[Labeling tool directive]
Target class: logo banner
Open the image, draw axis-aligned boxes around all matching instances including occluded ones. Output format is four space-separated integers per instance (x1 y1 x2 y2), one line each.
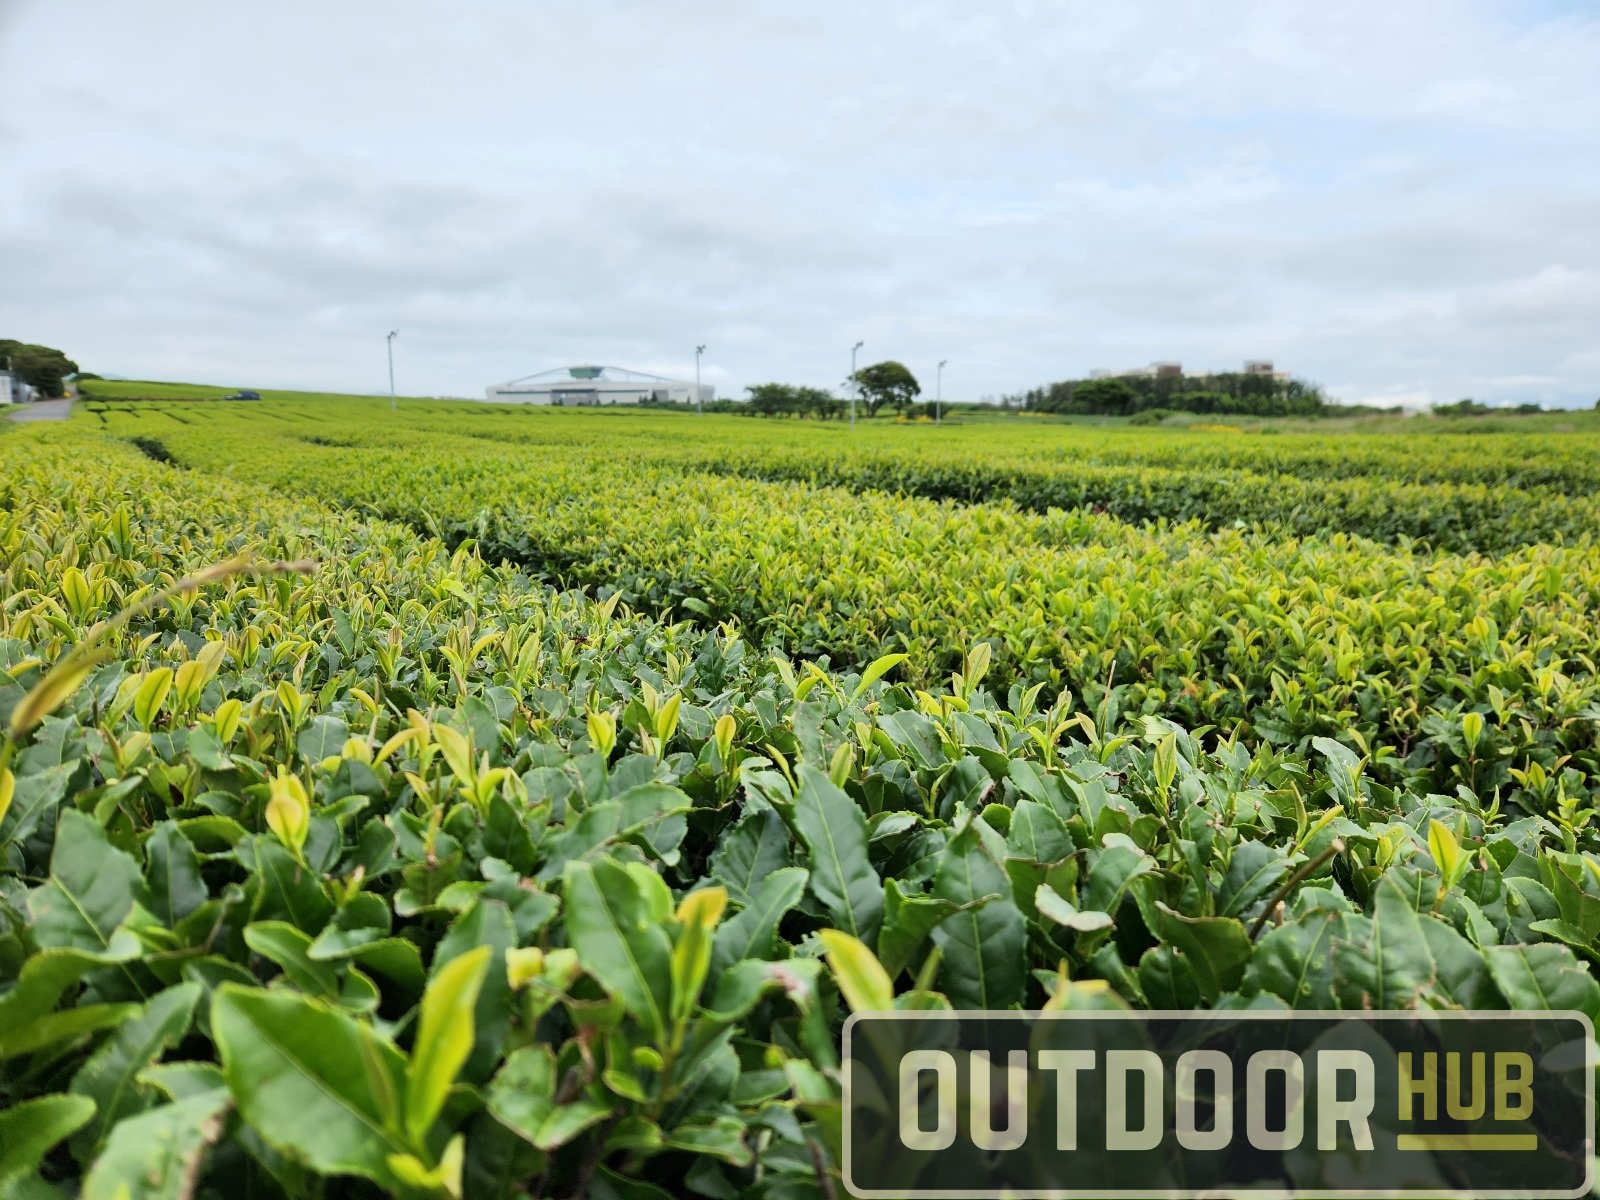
842 1010 1594 1199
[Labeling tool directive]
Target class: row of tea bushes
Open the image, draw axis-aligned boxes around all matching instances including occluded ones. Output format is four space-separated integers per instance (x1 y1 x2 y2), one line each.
89 408 1600 809
90 401 1600 552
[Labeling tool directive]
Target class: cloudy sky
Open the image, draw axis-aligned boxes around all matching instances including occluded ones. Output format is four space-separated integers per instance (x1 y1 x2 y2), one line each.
2 0 1598 407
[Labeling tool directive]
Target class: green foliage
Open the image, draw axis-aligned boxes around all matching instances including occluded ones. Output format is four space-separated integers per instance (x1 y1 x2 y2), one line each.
1065 376 1141 414
1128 407 1169 425
1434 398 1492 416
1011 369 1327 417
1 400 1599 1197
742 383 842 419
850 360 921 415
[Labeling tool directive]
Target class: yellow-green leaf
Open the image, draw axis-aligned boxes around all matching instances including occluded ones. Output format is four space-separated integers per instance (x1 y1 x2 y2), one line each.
671 887 727 1025
132 668 174 730
432 722 474 782
962 642 992 689
713 713 736 763
1428 817 1468 891
819 929 894 1014
9 649 108 738
405 945 491 1145
1153 732 1178 794
828 741 855 788
851 652 908 701
586 709 616 759
60 567 92 619
212 697 243 744
655 692 682 744
173 658 207 713
265 769 310 858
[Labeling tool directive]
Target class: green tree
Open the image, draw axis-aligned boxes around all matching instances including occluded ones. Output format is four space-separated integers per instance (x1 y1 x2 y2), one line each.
0 340 79 398
744 383 844 419
1068 377 1140 415
744 383 798 417
1433 398 1489 417
850 361 920 416
793 385 843 419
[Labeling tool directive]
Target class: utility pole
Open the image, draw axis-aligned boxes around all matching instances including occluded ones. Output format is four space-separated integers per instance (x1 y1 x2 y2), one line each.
936 359 947 425
695 344 706 414
386 330 399 412
850 340 864 428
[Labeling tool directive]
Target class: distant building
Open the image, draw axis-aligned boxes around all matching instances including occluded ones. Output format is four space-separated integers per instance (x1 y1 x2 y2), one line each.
1095 360 1290 382
1242 360 1291 380
484 365 714 406
1110 362 1182 379
0 369 38 405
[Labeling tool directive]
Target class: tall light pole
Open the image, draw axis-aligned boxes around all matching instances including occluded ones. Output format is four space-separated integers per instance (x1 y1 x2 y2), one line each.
850 340 864 429
695 344 706 415
386 330 399 412
936 359 947 425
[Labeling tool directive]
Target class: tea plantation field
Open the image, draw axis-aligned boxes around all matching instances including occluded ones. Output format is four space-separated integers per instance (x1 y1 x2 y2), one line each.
3 396 1600 1198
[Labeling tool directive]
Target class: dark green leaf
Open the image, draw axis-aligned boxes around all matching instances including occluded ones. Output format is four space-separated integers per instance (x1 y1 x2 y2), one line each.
1218 840 1289 919
1246 907 1354 1009
1330 881 1436 1009
69 982 200 1158
238 836 333 934
929 818 1025 1009
708 808 793 908
1153 905 1250 1001
212 984 410 1188
144 822 207 928
1485 943 1600 1020
563 858 673 1043
26 809 146 958
877 879 961 980
245 921 378 1012
80 1088 231 1200
710 866 807 978
295 714 349 764
0 1094 96 1189
794 766 882 944
0 761 76 850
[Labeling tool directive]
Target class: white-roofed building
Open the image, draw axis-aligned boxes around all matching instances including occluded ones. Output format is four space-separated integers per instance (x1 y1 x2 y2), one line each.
485 365 714 406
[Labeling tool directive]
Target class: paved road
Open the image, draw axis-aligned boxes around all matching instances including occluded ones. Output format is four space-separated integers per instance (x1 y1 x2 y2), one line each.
6 399 73 422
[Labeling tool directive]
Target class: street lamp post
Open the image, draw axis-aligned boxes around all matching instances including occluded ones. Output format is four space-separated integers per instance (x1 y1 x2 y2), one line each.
850 340 864 428
386 330 399 413
695 344 706 415
936 359 947 425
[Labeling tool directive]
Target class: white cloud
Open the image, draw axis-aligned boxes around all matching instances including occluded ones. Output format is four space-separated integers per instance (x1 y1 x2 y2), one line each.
0 0 1597 406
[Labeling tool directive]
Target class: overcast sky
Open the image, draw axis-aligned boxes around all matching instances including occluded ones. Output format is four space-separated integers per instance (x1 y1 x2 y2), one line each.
2 1 1598 407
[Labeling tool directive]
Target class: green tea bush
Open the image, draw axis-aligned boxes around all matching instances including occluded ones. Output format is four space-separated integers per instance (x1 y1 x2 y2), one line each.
3 409 1596 1198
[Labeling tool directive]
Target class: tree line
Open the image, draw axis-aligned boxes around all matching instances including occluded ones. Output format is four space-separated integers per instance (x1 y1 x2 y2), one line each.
742 361 923 419
1003 371 1329 418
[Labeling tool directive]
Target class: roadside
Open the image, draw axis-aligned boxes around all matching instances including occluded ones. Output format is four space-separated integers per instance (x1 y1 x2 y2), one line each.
6 398 73 422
